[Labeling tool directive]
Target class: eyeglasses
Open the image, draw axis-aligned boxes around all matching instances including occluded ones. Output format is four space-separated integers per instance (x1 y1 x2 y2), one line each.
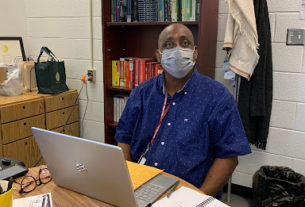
15 166 52 194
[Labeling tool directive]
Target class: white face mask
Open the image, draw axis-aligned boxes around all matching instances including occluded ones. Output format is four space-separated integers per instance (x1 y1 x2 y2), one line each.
160 47 195 79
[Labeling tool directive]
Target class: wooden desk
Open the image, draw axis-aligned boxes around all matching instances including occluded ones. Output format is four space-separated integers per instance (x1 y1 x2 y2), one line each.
13 167 202 207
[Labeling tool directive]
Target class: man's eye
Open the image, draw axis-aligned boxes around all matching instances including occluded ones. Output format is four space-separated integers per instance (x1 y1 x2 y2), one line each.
164 42 175 49
181 40 190 47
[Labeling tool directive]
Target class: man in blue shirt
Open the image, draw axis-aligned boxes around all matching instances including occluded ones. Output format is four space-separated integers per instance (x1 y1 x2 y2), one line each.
115 23 251 198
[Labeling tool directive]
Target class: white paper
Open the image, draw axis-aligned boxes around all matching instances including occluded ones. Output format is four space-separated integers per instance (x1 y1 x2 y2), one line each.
13 193 53 207
153 186 230 207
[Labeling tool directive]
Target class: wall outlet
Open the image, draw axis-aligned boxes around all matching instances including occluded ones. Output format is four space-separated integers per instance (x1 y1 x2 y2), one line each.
87 69 96 82
286 29 305 45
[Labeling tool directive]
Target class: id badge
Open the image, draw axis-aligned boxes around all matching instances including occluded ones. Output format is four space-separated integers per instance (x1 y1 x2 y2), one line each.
138 157 146 165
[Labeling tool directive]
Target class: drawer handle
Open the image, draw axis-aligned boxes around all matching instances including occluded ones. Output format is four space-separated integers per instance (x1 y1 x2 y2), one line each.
25 141 28 145
23 122 27 126
63 129 66 132
62 97 64 101
22 106 26 110
62 112 65 115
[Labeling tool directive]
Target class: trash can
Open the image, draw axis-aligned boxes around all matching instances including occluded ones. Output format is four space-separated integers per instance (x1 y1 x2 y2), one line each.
253 166 305 207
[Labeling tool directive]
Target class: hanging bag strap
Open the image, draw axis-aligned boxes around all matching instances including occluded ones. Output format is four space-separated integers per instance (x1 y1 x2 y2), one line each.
37 47 58 62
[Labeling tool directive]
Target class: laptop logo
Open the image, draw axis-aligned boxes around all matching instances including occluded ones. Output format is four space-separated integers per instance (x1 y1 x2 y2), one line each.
76 163 88 174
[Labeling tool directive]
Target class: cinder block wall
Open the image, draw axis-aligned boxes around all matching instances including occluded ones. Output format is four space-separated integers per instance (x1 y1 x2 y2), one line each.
216 0 305 187
24 0 105 142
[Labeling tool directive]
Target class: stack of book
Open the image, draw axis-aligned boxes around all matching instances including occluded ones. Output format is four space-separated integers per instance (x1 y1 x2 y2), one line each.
113 95 129 122
111 0 200 22
112 58 164 89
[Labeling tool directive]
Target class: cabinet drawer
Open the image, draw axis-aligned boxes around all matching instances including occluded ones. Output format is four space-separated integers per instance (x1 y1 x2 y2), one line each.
44 90 78 112
1 114 45 144
52 122 80 137
0 98 44 123
2 136 41 168
46 106 79 129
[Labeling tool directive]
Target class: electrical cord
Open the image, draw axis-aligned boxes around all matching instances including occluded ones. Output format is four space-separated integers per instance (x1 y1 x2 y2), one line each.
80 83 89 138
34 79 89 167
60 83 84 133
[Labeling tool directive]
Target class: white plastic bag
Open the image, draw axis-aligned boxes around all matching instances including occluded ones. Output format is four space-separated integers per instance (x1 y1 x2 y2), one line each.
0 64 22 96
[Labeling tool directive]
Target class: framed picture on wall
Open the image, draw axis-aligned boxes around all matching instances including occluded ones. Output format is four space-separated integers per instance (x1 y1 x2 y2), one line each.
0 37 26 64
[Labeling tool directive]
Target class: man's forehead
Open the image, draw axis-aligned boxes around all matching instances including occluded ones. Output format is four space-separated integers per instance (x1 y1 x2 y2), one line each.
159 24 194 45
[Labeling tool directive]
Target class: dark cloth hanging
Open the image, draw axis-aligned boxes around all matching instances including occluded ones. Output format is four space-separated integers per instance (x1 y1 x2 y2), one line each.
237 0 273 149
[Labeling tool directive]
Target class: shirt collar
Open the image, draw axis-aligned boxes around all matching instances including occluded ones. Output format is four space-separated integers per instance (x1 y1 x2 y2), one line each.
157 67 199 95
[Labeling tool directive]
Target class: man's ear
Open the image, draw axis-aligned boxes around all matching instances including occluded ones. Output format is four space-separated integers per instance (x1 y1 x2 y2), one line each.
155 49 161 62
193 46 198 62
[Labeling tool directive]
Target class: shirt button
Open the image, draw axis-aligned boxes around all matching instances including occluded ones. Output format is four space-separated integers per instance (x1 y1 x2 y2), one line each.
167 123 171 126
161 142 165 145
172 102 176 106
154 162 158 166
184 91 187 95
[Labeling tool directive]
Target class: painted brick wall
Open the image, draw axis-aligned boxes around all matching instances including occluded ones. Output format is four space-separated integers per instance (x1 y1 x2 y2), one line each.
0 0 26 37
216 0 305 187
24 0 105 142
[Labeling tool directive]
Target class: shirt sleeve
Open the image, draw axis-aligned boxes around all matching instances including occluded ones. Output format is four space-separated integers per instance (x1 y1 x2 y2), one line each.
115 89 141 145
208 90 251 158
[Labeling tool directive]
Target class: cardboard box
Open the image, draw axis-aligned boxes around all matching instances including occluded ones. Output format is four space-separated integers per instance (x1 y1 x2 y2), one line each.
0 67 7 84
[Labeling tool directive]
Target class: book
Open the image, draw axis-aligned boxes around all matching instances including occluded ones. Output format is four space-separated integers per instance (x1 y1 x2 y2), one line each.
185 0 191 21
177 0 182 21
190 0 196 21
127 0 132 22
153 186 230 207
159 0 165 21
112 60 120 87
119 58 125 87
127 58 135 88
171 0 178 22
120 0 127 22
124 59 130 88
195 0 200 20
182 0 186 21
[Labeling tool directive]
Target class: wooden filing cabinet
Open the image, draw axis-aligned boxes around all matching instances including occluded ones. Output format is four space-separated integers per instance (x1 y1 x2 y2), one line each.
0 94 45 167
43 90 79 137
0 89 79 168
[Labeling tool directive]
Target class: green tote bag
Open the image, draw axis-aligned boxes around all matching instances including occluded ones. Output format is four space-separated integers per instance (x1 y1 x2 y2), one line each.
35 47 69 94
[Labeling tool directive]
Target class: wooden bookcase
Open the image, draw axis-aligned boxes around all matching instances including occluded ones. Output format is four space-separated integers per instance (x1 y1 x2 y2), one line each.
102 0 219 144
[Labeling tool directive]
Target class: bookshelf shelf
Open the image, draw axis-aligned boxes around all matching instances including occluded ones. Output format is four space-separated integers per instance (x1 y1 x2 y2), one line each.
102 0 219 144
107 86 132 93
106 21 199 27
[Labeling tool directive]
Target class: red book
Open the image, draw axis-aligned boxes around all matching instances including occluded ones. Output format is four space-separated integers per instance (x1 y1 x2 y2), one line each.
124 60 130 88
139 59 146 84
134 59 140 87
146 62 153 80
153 64 164 76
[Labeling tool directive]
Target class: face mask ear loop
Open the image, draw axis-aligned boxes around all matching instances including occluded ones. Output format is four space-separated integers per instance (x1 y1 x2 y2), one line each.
158 49 163 55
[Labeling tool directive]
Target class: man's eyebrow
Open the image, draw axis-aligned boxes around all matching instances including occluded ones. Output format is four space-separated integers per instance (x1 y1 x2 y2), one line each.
179 35 191 41
163 37 175 43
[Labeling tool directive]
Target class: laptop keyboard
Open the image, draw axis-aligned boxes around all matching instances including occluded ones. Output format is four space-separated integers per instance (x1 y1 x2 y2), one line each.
134 174 178 207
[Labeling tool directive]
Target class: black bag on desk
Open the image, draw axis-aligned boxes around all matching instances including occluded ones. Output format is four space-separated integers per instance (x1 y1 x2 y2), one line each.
35 47 69 94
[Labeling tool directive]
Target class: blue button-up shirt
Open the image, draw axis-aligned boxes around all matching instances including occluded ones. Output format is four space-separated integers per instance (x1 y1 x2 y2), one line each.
115 68 251 196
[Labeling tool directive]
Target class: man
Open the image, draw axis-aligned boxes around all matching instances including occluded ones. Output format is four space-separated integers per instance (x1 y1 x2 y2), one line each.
115 23 251 198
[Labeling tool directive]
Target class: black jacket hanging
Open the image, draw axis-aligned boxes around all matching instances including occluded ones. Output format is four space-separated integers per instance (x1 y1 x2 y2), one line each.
238 0 273 149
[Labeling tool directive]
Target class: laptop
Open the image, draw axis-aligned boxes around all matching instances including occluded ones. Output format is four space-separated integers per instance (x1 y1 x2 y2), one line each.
32 127 178 207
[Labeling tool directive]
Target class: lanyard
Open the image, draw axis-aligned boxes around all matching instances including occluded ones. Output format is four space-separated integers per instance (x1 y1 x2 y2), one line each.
150 91 170 145
137 91 170 164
